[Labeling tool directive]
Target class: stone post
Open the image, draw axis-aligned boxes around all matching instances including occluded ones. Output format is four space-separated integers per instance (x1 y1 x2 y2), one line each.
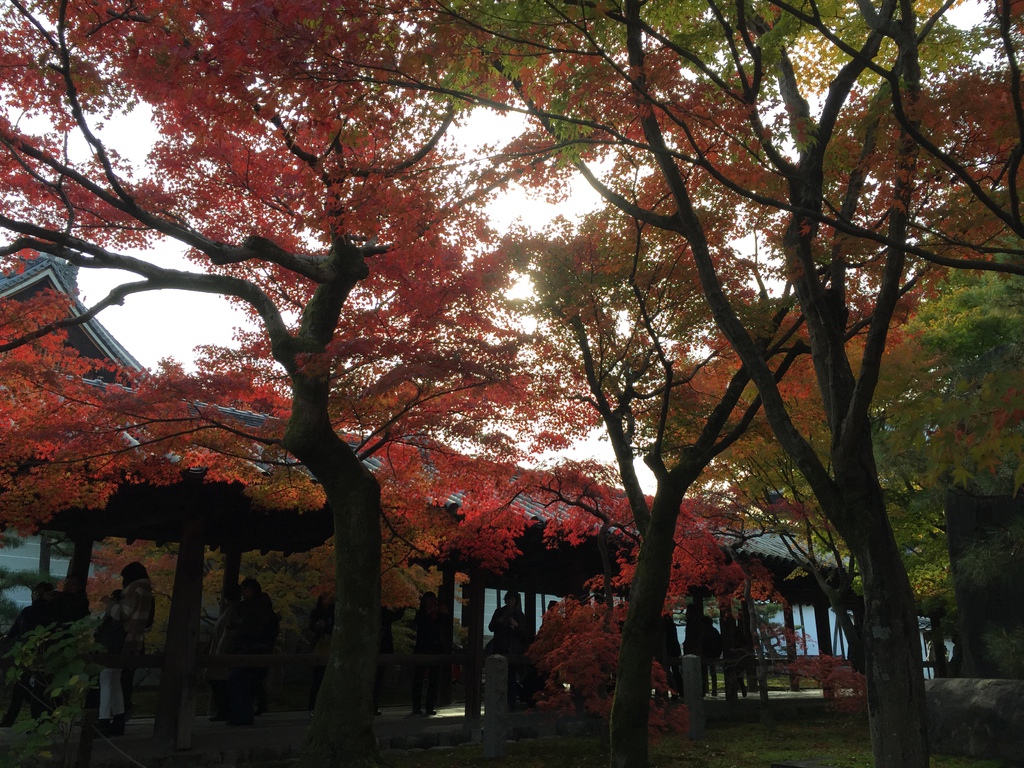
483 655 509 758
682 654 705 740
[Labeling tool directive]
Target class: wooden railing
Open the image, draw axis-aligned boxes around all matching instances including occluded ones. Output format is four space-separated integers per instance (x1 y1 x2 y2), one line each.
89 651 483 669
88 651 548 671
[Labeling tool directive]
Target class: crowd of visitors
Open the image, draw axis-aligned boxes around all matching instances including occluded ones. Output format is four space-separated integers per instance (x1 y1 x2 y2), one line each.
0 562 150 733
3 570 749 734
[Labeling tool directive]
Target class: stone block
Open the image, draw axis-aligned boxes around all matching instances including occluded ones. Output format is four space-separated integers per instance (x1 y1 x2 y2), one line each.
926 678 1024 763
387 734 411 750
416 731 441 749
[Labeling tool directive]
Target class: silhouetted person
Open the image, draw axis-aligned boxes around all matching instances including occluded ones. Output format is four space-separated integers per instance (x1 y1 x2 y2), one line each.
226 578 278 726
660 613 684 695
207 583 242 721
56 575 90 624
1 582 58 727
411 592 445 716
720 609 747 701
252 591 278 716
374 605 404 715
701 615 723 696
683 606 722 697
489 591 528 709
307 593 334 711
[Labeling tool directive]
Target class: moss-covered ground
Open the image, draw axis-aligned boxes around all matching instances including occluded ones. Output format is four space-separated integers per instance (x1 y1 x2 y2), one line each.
383 717 999 768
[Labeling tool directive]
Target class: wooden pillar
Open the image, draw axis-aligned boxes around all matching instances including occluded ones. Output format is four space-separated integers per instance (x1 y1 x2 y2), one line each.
38 533 52 577
524 590 537 640
66 535 94 586
813 595 834 656
221 546 241 597
783 602 799 691
683 599 704 657
464 571 486 722
739 599 758 693
437 564 456 706
68 533 96 767
153 511 206 749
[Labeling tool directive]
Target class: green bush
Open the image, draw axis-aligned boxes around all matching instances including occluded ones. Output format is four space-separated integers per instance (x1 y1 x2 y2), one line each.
1 618 101 768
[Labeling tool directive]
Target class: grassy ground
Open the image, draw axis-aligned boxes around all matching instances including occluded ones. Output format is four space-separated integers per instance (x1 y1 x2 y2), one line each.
1 681 1003 767
384 717 1000 768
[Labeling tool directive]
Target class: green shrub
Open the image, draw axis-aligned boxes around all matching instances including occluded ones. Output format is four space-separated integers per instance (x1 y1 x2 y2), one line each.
1 618 101 768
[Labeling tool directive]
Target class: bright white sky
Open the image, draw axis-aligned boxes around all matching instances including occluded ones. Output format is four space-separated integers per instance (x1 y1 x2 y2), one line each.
76 111 602 371
78 185 601 368
71 108 653 487
77 0 987 368
65 1 988 493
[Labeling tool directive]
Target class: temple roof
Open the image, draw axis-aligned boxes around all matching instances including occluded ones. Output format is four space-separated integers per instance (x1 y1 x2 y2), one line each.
1 254 330 554
0 253 142 373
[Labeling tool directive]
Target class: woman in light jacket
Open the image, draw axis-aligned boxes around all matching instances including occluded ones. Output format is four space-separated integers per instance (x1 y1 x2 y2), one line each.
97 561 153 736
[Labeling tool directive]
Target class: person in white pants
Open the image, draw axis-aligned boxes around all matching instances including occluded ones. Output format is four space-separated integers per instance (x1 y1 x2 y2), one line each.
97 562 153 737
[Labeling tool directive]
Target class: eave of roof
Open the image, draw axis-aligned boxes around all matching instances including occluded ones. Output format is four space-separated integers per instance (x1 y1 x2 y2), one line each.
0 254 142 371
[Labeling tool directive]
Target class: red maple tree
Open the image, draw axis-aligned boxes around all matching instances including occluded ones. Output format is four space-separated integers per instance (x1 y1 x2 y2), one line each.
0 3 551 765
394 3 1024 765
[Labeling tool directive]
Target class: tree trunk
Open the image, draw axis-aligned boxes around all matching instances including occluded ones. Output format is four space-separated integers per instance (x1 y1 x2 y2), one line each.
609 483 686 768
839 477 929 768
842 596 867 673
285 373 384 768
810 574 865 672
298 459 383 767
